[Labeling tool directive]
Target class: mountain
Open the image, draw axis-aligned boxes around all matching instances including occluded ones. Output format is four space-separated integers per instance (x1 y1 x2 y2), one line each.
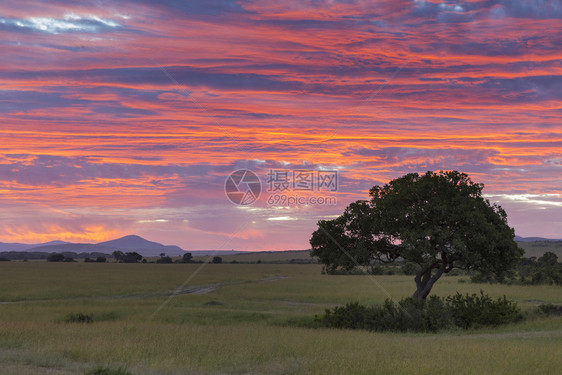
3 235 184 257
515 236 562 242
25 243 117 254
97 235 184 256
0 240 71 252
98 235 169 250
42 240 71 246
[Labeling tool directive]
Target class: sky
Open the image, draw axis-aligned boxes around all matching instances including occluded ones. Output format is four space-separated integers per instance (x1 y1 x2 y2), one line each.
0 0 561 250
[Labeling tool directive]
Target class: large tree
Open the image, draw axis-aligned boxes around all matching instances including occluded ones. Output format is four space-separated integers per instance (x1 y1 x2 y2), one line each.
310 171 523 300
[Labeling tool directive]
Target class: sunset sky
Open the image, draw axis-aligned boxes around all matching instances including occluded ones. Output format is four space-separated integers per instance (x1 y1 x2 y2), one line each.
1 0 561 250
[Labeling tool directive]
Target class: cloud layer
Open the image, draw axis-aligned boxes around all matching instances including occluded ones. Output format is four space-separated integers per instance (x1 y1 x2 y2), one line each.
1 0 561 247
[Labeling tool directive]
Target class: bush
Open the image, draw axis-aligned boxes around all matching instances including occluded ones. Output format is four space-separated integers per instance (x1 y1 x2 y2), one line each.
538 303 562 316
64 312 94 323
317 297 453 332
398 296 454 332
316 291 522 332
321 302 370 329
85 367 132 375
157 256 173 263
446 291 523 329
96 256 107 263
47 253 65 262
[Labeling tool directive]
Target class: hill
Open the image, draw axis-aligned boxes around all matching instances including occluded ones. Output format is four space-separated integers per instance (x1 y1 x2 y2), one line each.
2 235 185 258
25 243 117 254
0 240 71 252
97 235 184 256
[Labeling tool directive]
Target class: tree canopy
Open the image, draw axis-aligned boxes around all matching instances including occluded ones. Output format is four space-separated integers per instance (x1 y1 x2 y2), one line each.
310 171 523 299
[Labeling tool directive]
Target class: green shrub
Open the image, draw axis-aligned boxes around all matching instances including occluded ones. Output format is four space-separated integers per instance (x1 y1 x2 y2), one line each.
398 296 454 332
64 312 94 323
317 297 453 332
315 291 522 332
85 367 132 375
446 290 523 329
321 302 370 329
323 267 367 275
47 253 65 262
538 303 562 316
156 256 173 263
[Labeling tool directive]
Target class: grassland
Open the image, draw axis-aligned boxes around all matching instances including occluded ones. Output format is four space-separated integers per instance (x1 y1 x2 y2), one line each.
1 261 561 374
191 250 313 263
188 240 562 264
517 241 562 258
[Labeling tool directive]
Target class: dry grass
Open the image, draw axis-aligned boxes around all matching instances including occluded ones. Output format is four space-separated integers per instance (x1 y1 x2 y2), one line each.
0 262 561 374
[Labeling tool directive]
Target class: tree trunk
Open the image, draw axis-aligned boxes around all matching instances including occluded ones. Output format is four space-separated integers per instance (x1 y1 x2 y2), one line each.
412 263 446 300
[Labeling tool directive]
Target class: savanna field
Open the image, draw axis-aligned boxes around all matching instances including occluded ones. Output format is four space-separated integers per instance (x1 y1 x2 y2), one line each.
1 260 561 375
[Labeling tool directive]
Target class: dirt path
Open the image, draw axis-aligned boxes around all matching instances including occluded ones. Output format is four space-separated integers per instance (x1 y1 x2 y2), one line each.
171 275 290 296
184 286 218 295
260 276 289 282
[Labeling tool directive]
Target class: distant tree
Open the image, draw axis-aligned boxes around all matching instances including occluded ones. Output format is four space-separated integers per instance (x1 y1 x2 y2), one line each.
47 253 65 262
157 255 173 264
517 252 562 285
311 171 523 300
96 256 107 263
123 252 143 263
84 257 94 263
112 251 125 262
212 256 222 264
182 252 193 263
538 252 558 266
160 252 166 257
